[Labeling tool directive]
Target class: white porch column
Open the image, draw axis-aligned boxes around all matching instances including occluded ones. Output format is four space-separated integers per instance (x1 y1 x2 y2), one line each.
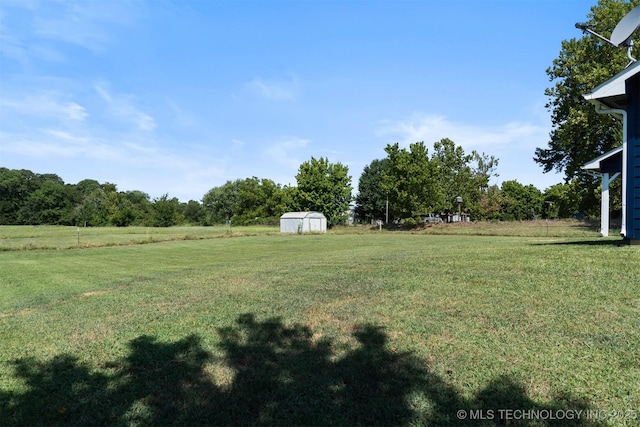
601 172 620 237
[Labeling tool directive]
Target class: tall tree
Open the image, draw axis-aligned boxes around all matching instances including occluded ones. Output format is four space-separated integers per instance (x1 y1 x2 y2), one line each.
104 191 136 227
469 151 500 220
0 168 27 224
18 179 72 225
380 140 499 221
381 142 436 220
293 157 352 228
0 169 67 224
535 0 639 183
124 191 153 225
355 159 389 223
430 138 476 212
181 200 205 224
234 177 288 225
202 180 242 225
78 183 118 226
152 194 181 227
500 180 545 221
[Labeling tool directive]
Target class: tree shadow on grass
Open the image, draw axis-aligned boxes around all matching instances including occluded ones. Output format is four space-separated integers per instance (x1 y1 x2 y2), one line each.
1 314 606 426
531 239 628 247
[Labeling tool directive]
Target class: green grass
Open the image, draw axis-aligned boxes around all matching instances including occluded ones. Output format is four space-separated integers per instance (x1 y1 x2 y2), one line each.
408 218 617 237
0 225 639 426
0 225 278 250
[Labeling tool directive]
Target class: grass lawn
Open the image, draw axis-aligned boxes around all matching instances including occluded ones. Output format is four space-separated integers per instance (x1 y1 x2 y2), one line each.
0 224 277 250
0 224 638 426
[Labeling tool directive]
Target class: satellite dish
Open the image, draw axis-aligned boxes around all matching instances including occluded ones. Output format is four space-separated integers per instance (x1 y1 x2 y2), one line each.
575 5 640 66
611 5 640 47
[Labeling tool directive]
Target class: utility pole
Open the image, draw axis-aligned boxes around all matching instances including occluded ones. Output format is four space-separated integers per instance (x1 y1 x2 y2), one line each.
385 198 389 224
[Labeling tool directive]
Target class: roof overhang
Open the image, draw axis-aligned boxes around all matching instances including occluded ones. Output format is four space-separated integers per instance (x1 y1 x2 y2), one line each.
582 145 623 173
583 61 640 110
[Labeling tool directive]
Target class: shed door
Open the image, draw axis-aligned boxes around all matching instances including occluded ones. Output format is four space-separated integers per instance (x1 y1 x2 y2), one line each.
309 218 322 231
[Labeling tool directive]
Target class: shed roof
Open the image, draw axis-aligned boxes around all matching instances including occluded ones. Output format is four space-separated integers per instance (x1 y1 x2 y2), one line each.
280 211 326 219
583 61 640 109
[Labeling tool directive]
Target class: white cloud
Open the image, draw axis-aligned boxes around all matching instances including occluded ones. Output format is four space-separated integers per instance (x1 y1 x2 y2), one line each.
0 13 30 65
0 128 117 160
65 102 88 121
0 91 88 121
0 0 138 68
244 74 299 101
376 113 547 152
32 0 135 52
0 123 226 198
95 83 157 131
94 84 112 102
265 136 310 170
374 112 564 189
43 129 88 143
29 42 66 62
166 99 197 128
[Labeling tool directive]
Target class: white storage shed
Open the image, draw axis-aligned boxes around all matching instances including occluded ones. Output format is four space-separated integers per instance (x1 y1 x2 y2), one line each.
280 211 327 233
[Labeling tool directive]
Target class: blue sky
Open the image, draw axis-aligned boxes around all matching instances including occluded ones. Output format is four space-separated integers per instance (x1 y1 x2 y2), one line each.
1 0 597 202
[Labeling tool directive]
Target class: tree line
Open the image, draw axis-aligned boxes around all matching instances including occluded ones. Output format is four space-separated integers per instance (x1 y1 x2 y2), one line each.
0 169 188 227
0 156 352 228
1 138 606 229
356 138 604 224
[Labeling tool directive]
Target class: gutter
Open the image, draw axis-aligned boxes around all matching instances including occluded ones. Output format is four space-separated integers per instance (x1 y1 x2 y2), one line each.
592 102 627 237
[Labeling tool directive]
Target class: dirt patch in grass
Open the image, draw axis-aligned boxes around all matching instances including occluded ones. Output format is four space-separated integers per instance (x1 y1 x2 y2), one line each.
0 308 34 318
80 290 111 297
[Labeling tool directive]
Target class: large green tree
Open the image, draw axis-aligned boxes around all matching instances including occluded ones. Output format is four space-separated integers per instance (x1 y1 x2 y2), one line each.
234 177 289 225
18 179 72 225
500 180 545 221
535 0 639 206
293 157 352 228
125 191 152 225
181 200 205 224
355 159 389 223
202 180 241 225
152 194 181 227
104 190 136 227
0 169 72 224
0 168 31 224
430 139 498 218
430 138 475 212
380 140 499 221
201 178 290 226
381 142 436 220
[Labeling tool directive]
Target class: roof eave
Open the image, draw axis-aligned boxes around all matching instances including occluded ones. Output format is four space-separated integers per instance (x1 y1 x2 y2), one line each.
581 145 623 171
584 95 628 110
583 61 640 109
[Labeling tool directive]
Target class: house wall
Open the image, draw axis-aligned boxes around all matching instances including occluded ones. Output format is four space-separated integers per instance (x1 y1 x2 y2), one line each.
626 74 640 241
